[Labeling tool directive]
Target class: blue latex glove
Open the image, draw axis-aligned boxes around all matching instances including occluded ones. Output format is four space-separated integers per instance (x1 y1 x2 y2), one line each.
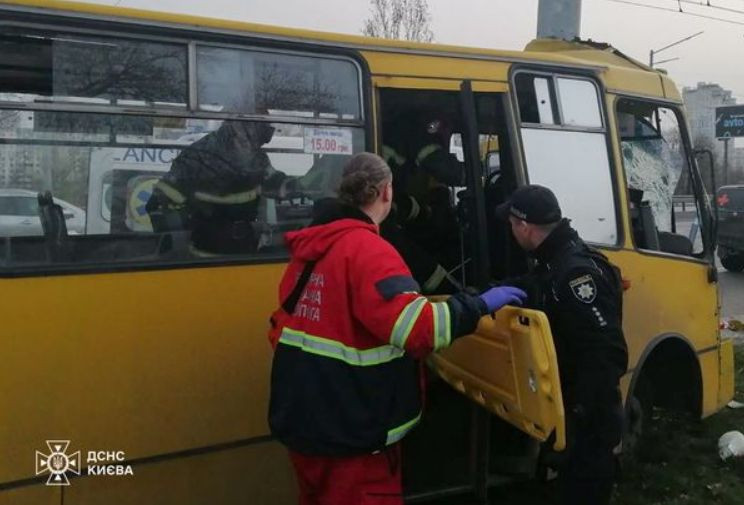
479 286 528 313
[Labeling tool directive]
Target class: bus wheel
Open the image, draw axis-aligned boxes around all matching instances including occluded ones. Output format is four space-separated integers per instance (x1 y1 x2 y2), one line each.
720 253 744 273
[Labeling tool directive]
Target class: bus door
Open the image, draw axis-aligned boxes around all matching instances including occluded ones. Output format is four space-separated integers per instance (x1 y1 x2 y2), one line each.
374 77 564 501
432 80 565 501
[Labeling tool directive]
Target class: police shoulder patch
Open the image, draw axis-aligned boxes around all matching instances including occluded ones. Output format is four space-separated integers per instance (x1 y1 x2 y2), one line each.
568 274 597 304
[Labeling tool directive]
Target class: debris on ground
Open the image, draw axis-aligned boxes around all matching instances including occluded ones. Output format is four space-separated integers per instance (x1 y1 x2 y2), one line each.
727 400 744 409
718 431 744 460
721 319 744 332
706 482 723 498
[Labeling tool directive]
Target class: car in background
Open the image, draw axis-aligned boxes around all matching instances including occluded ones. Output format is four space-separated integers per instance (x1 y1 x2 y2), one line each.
717 185 744 272
0 188 86 236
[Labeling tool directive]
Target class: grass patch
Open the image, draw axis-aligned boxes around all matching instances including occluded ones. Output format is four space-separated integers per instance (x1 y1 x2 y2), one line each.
614 344 744 505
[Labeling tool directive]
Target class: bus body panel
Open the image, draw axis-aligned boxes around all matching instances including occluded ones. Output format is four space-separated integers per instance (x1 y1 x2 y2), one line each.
718 339 735 413
699 350 724 417
0 264 284 484
63 444 295 505
0 485 59 505
605 250 717 372
362 51 510 83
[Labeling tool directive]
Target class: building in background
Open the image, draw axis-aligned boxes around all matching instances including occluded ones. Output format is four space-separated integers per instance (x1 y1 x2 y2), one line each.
683 82 744 186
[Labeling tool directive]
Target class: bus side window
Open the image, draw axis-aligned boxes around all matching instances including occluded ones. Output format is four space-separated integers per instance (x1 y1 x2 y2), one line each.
515 74 558 126
0 30 365 270
515 72 618 246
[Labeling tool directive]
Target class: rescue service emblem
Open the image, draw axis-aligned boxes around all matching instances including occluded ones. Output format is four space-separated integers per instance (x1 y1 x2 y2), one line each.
569 274 597 304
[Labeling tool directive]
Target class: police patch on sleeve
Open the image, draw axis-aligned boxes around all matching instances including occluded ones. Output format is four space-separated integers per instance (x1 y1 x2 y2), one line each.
568 274 597 304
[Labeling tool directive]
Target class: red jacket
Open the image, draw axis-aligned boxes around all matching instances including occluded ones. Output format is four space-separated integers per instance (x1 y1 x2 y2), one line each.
270 216 452 357
268 204 486 455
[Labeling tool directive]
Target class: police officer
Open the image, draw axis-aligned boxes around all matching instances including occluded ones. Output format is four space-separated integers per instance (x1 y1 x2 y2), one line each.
146 120 292 255
496 185 628 505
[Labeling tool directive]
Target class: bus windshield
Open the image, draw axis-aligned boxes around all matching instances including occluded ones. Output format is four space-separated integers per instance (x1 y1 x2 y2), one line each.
617 100 689 233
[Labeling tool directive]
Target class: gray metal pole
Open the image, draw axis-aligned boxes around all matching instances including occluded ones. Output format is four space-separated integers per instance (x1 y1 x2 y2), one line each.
537 0 582 40
648 31 703 68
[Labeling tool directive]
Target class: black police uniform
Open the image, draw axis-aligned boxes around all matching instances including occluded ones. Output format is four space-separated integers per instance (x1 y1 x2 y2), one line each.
522 218 628 505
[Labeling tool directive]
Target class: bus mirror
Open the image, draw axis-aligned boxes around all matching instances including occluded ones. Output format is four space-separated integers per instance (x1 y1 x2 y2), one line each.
693 149 717 192
694 148 718 253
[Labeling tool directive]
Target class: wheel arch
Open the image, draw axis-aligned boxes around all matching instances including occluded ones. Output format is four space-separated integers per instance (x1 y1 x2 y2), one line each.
626 332 703 416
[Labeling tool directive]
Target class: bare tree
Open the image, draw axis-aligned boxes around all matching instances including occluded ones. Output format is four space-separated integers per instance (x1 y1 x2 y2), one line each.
362 0 434 42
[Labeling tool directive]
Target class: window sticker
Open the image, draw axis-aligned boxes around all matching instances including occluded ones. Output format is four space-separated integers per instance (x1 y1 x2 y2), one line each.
303 127 353 155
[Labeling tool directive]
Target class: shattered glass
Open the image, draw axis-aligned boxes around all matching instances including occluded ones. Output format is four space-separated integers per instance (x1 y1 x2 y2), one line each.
621 107 687 233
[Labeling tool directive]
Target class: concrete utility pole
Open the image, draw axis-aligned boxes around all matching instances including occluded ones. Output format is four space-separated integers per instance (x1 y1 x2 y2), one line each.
537 0 582 40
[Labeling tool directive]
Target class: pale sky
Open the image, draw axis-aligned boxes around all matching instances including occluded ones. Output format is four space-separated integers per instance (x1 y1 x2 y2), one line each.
88 0 744 101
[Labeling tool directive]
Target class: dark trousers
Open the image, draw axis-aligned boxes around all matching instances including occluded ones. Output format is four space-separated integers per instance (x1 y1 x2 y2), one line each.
559 388 624 505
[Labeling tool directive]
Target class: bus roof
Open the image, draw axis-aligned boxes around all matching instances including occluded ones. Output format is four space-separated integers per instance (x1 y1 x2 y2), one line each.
0 0 681 102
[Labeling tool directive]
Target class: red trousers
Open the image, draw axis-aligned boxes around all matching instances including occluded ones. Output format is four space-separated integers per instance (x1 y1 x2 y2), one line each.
288 445 403 505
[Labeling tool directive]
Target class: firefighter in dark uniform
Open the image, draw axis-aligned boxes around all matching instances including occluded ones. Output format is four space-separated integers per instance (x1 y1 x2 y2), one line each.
388 113 464 234
146 120 293 255
379 113 465 293
496 185 628 505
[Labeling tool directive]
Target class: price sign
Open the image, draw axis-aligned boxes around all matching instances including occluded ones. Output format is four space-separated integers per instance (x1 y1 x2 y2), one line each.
304 127 353 155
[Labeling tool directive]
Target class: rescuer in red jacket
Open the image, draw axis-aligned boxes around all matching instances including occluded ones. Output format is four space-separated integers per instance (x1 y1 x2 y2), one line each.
268 152 526 505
